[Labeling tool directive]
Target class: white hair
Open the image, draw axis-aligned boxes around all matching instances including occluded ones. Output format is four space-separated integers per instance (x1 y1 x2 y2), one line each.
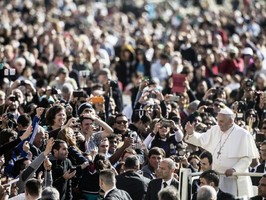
197 185 217 200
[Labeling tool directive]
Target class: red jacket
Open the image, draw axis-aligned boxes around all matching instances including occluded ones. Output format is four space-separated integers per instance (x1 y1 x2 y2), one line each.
219 58 244 75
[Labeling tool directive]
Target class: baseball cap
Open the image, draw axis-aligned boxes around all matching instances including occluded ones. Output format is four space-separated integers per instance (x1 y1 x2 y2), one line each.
78 102 93 116
241 47 253 56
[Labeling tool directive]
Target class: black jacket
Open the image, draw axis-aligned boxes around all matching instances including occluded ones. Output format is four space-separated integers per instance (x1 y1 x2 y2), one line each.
145 178 179 200
252 163 265 186
250 196 263 200
104 188 132 200
49 156 73 200
116 171 150 200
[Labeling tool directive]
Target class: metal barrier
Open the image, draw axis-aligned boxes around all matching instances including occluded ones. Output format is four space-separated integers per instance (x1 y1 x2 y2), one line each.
179 168 265 200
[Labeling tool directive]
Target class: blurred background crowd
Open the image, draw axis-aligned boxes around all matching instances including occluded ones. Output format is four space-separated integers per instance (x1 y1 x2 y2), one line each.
0 0 266 199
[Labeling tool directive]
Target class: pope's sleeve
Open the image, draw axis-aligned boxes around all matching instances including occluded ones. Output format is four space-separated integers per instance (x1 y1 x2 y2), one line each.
232 157 252 172
185 128 214 151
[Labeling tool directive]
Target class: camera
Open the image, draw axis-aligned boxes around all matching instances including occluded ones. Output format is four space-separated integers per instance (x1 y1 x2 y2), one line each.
20 80 26 86
70 167 76 173
169 96 180 102
173 155 184 162
238 101 247 113
6 112 14 120
215 87 224 95
129 131 138 139
244 79 253 88
129 131 138 143
73 91 85 98
9 95 18 102
51 87 58 95
161 119 172 128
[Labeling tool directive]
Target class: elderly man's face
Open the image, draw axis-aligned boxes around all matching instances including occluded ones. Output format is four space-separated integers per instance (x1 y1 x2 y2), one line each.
34 131 46 148
217 114 233 132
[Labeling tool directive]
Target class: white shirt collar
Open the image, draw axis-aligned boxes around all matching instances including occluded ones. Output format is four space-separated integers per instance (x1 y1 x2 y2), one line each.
162 178 172 188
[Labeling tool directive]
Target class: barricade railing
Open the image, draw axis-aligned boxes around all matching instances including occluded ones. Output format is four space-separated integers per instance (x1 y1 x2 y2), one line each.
179 168 264 200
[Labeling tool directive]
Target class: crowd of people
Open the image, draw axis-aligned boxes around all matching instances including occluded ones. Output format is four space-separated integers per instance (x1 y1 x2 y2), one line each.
0 0 266 200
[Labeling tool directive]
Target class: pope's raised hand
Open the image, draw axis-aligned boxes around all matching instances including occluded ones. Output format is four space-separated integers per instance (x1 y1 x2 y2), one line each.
185 122 194 135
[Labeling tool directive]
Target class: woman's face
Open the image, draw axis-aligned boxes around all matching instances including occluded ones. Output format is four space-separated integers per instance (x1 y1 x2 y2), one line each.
53 109 66 127
158 124 170 139
68 129 76 144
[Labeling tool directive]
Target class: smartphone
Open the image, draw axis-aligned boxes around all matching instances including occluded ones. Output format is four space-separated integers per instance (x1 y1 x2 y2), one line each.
90 96 104 104
20 80 26 86
169 96 180 102
70 167 76 173
73 91 85 98
161 119 171 127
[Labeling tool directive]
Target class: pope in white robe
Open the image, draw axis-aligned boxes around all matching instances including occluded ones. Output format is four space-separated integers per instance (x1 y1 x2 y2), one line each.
185 107 259 198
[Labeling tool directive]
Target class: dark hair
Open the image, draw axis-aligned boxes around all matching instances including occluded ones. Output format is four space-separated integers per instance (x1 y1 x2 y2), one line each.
25 178 42 197
114 113 127 121
148 147 165 158
94 154 112 171
200 170 219 187
13 157 29 177
0 129 18 145
108 134 119 141
115 161 125 174
17 114 31 127
160 53 170 60
121 148 137 159
52 139 66 155
199 151 213 165
124 156 139 169
99 169 115 186
45 105 65 126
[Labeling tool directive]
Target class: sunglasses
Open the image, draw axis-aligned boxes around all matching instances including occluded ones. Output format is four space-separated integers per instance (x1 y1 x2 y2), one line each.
116 120 128 124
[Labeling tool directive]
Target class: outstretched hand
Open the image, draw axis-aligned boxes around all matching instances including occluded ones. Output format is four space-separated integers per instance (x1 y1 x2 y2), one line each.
44 138 55 156
20 126 33 140
185 122 194 135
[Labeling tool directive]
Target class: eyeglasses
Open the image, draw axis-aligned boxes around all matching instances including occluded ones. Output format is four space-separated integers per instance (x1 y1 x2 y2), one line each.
159 125 168 129
116 120 128 124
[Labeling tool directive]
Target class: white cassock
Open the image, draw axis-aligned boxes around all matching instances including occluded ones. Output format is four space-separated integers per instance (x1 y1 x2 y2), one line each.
185 124 259 198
